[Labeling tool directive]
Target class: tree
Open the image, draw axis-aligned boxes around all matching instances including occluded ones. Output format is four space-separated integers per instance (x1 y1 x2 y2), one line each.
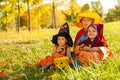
22 0 33 31
26 0 31 31
51 0 66 28
91 1 103 17
15 0 27 32
0 0 15 32
81 3 90 12
16 0 20 32
22 0 43 31
104 0 120 22
62 1 80 25
22 3 51 29
52 2 56 28
0 0 27 32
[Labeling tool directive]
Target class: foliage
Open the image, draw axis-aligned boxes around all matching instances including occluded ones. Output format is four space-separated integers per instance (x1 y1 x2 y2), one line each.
62 1 103 25
55 10 66 27
91 1 103 17
104 0 120 22
22 4 52 30
0 0 15 31
62 2 80 25
105 5 120 22
81 3 90 12
0 21 120 79
0 0 120 31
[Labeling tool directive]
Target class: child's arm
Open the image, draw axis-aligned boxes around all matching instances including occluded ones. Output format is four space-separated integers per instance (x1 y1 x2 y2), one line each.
83 45 101 52
74 44 84 56
52 45 64 56
52 46 57 56
82 46 91 51
91 47 100 52
66 46 71 58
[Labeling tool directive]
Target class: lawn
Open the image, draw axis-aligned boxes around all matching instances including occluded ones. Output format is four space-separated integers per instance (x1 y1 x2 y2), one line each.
0 21 120 80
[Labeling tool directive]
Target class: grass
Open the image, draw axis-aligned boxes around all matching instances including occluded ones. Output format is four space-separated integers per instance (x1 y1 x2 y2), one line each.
0 21 120 80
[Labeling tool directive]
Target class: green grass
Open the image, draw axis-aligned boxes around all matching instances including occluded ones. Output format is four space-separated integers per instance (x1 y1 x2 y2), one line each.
0 21 120 80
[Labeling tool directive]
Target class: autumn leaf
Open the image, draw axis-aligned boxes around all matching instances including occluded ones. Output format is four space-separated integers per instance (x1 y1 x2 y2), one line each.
0 48 3 52
0 61 6 67
0 69 8 77
17 74 22 80
24 61 32 67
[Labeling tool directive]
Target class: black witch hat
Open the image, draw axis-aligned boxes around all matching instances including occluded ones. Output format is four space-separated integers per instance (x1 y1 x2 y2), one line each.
51 22 73 47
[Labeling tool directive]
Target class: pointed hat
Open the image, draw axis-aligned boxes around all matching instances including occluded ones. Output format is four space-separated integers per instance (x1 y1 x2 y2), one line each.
51 22 73 47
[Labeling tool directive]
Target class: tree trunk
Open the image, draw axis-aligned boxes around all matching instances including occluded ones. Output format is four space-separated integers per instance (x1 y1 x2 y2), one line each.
27 0 31 31
16 0 20 32
52 2 56 29
5 1 8 32
5 11 8 32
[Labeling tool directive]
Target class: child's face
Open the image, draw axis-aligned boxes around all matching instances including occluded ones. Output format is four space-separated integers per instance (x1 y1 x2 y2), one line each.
57 36 67 46
81 17 94 30
87 26 97 40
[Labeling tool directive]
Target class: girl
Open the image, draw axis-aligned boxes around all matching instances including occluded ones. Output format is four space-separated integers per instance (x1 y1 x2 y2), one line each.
73 11 108 67
74 11 104 46
75 24 108 66
74 17 94 45
40 22 73 70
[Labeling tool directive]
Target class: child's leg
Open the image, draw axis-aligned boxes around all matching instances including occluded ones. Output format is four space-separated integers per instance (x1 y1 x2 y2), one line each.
41 61 53 70
73 58 81 68
71 51 76 58
71 52 81 68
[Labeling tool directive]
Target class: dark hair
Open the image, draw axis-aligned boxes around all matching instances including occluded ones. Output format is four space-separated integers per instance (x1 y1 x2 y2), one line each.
88 24 97 30
80 17 84 22
87 24 98 39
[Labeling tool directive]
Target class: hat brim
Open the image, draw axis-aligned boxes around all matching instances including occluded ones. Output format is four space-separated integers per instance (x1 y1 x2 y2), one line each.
76 11 102 28
51 33 73 47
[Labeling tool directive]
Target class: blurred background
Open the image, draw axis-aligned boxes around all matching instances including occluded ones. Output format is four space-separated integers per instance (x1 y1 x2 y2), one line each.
0 0 120 32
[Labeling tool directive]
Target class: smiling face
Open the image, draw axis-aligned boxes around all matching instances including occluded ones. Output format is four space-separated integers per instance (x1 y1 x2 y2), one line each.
81 17 94 30
87 25 97 40
57 36 67 46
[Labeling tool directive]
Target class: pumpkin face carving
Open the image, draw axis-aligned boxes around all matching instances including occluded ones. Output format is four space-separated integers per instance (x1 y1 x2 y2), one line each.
54 57 70 69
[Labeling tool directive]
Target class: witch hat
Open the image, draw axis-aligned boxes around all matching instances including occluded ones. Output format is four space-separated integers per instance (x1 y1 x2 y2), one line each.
51 22 73 47
58 22 69 34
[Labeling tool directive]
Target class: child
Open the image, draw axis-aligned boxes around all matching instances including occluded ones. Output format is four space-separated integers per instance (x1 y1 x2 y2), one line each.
74 17 94 45
73 12 98 67
74 11 103 46
73 11 108 67
78 24 107 51
75 24 108 66
40 22 73 70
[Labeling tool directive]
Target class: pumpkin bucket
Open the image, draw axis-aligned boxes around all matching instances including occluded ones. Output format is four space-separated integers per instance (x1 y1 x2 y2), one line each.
54 56 70 69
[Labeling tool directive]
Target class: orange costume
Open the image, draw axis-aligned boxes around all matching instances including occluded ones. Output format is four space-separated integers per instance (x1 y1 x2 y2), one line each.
40 46 67 66
74 46 109 66
39 22 73 70
74 24 112 66
73 11 113 67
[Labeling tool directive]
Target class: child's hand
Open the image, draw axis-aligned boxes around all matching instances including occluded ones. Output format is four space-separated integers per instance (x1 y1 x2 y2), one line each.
79 44 85 48
91 47 100 52
57 46 63 52
83 46 91 51
54 53 64 57
74 44 85 56
74 45 80 56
